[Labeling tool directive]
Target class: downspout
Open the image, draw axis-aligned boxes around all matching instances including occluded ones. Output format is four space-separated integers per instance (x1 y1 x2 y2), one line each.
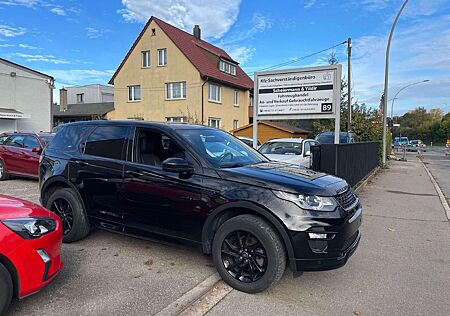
201 77 208 125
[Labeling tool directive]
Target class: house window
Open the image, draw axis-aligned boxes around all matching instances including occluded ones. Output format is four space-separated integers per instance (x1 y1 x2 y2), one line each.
208 83 221 103
151 28 156 36
128 85 141 101
208 118 221 129
166 82 186 99
76 93 84 103
233 120 239 129
233 90 239 106
158 48 167 66
219 60 236 76
166 117 185 123
142 51 150 68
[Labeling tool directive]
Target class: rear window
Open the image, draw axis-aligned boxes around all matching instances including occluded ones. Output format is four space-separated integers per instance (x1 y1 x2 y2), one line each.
48 125 91 151
84 126 129 160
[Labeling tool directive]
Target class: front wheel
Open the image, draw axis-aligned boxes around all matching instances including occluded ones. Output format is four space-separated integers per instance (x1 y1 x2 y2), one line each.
212 214 286 293
0 160 9 181
0 263 13 316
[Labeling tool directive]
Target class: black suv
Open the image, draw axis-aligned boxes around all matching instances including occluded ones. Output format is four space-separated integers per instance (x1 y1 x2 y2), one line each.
39 121 362 293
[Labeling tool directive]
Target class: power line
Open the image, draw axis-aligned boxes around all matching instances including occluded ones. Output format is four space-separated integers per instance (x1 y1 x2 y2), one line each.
246 40 348 77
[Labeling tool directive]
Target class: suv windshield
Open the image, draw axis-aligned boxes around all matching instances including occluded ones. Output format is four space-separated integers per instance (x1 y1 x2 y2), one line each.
178 129 267 168
259 142 302 155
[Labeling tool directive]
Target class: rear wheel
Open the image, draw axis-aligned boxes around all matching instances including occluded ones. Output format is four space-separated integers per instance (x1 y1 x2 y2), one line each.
0 160 9 181
46 188 90 243
212 214 286 293
0 263 13 316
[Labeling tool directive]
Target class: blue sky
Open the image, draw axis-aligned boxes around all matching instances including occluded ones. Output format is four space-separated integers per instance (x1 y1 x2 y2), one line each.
0 0 449 115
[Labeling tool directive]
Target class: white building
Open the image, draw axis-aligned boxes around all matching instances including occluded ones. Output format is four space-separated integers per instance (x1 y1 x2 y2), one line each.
0 58 54 132
64 84 114 105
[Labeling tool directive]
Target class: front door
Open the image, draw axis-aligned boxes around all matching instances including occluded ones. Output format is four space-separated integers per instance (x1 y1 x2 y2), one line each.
22 135 42 177
71 125 130 231
122 128 207 244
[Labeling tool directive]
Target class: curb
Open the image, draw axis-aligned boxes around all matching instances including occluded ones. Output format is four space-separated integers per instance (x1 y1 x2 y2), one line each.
421 161 450 221
354 166 381 194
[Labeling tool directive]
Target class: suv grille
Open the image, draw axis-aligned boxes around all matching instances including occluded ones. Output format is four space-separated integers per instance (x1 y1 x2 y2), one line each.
335 187 357 210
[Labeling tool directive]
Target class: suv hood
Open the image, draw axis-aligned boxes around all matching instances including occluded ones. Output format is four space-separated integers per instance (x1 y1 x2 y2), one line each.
218 162 347 196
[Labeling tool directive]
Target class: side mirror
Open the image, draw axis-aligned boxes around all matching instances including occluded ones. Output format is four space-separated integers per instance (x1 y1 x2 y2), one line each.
162 157 194 174
32 146 42 154
304 150 311 157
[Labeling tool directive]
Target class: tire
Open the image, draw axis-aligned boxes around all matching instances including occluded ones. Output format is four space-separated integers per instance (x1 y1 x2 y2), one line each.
0 160 9 181
46 188 90 243
0 263 13 316
212 214 286 293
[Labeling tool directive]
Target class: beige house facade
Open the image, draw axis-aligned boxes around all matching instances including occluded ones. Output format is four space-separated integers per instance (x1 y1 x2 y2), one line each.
108 17 253 131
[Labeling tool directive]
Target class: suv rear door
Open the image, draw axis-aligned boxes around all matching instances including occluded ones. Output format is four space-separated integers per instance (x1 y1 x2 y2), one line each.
72 125 130 231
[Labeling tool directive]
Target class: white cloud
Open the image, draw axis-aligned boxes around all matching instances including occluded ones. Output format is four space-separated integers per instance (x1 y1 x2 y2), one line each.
48 69 115 85
50 6 65 16
360 0 390 11
227 46 255 64
85 27 109 39
118 0 241 39
0 0 40 7
303 0 316 9
0 43 14 47
0 24 26 37
15 53 70 64
18 43 40 49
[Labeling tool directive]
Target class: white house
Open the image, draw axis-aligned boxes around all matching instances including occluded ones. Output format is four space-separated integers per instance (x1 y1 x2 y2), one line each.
63 84 114 106
0 58 54 133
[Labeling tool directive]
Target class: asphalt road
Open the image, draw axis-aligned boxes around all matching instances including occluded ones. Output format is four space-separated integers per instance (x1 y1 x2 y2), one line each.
419 146 450 205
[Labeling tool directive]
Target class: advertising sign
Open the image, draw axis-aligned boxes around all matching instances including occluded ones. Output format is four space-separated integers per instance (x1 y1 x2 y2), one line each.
255 65 341 119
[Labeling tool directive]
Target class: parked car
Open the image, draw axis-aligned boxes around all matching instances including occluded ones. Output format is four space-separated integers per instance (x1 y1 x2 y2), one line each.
236 136 260 148
0 132 54 181
407 140 426 152
258 138 318 168
393 136 409 147
40 121 362 293
0 194 63 315
315 131 355 144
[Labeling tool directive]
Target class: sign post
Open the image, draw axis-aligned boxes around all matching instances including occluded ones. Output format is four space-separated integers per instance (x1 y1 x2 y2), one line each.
253 64 342 147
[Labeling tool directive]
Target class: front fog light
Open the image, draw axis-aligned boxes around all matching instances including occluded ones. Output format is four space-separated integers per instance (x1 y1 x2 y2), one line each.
309 233 327 239
37 249 51 263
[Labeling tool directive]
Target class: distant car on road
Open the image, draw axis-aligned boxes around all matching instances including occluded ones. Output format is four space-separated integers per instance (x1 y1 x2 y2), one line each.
0 194 63 315
393 136 409 147
407 140 426 152
237 136 260 148
0 131 54 181
315 131 355 144
258 138 318 168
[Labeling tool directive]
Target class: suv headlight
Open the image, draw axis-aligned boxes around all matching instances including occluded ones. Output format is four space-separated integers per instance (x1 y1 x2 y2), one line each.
2 217 56 239
273 191 337 212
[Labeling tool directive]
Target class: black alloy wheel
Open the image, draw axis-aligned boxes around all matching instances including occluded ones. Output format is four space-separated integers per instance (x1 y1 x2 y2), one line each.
221 231 267 283
50 198 74 235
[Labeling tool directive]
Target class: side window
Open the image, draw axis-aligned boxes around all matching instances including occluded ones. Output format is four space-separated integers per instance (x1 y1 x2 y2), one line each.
304 141 311 155
0 135 7 145
48 125 91 151
23 136 41 149
134 129 184 167
5 135 24 148
84 126 129 160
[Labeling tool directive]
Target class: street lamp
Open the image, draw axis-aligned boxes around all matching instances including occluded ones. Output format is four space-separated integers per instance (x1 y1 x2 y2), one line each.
390 79 430 119
382 0 409 166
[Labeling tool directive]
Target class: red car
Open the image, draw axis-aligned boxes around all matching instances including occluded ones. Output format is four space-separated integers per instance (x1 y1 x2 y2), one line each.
0 132 54 181
0 195 63 315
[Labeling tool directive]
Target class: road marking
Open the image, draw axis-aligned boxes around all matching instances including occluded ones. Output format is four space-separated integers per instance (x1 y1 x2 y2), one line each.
154 273 223 316
421 160 450 221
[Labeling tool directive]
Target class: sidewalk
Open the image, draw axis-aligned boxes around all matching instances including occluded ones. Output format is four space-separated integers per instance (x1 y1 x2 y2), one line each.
206 157 450 315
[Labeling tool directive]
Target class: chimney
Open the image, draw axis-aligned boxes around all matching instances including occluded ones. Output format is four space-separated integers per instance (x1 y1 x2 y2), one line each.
193 25 201 40
60 87 68 112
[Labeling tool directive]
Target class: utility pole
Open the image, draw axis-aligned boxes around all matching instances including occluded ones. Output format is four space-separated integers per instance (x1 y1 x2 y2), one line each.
382 0 409 166
347 37 352 132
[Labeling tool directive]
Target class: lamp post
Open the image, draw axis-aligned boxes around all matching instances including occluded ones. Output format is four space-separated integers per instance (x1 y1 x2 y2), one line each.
382 0 409 166
390 80 430 120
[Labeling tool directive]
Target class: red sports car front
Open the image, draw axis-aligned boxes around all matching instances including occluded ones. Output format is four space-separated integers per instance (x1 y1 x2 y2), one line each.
0 195 63 315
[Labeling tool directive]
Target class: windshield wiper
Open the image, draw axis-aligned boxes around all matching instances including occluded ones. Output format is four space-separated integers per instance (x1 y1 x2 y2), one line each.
220 163 246 168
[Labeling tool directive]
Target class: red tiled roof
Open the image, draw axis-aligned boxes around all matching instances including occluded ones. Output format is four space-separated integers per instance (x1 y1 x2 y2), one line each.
109 16 253 90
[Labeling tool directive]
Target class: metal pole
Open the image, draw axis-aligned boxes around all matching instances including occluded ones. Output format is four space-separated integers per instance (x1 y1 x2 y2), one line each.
253 75 258 148
347 37 352 132
390 80 430 119
382 0 409 166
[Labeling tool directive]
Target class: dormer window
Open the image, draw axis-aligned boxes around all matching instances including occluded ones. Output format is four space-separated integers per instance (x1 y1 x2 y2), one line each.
219 59 236 76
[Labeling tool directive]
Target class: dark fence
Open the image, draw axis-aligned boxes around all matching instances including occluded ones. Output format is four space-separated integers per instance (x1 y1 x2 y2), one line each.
311 142 379 187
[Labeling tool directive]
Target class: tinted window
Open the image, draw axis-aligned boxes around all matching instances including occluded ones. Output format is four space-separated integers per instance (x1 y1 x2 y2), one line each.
5 135 24 148
48 125 91 151
304 141 311 154
39 135 54 146
85 126 129 160
0 135 7 145
259 142 302 155
23 136 41 149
